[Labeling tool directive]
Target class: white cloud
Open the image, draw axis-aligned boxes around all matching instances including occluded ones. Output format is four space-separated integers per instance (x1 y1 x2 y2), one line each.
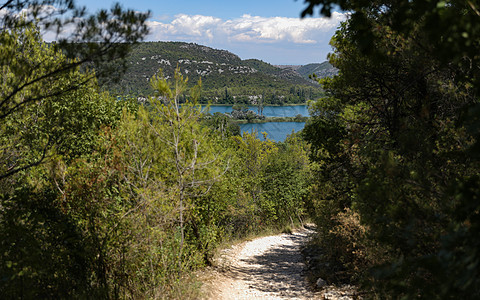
148 14 223 41
0 8 9 18
1 5 76 42
147 12 346 45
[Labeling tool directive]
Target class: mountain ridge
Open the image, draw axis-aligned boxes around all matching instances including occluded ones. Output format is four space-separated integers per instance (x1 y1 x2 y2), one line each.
276 62 338 81
106 42 337 105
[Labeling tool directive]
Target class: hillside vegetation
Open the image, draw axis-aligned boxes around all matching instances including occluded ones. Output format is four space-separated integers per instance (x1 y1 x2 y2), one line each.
276 62 338 81
296 62 338 80
1 23 311 298
5 1 480 299
105 41 325 105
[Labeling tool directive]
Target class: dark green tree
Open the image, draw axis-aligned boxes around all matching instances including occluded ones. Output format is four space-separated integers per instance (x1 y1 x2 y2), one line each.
0 22 126 298
302 0 480 298
0 0 149 178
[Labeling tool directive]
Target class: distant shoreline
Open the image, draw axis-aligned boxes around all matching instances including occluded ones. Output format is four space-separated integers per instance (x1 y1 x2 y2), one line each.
233 116 309 124
204 103 308 107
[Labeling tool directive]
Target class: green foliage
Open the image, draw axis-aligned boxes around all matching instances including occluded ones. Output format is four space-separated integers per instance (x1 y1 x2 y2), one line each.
227 131 310 229
0 187 95 298
0 16 314 299
261 134 310 226
202 112 241 137
0 23 124 298
230 105 265 121
303 0 480 298
0 1 149 119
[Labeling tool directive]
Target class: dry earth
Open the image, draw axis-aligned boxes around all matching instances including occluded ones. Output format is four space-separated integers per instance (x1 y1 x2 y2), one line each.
200 227 320 299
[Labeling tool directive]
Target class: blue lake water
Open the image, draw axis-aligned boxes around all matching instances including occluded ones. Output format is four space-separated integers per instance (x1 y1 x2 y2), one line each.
240 122 306 142
202 105 309 117
201 105 310 142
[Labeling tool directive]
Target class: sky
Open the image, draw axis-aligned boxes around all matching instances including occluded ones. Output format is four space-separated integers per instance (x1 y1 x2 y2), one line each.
73 0 347 65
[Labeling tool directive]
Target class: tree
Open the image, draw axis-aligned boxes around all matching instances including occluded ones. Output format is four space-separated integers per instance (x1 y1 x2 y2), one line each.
0 23 126 298
203 112 240 137
302 0 480 297
0 22 122 180
261 133 310 226
0 0 149 178
301 0 480 90
145 68 228 270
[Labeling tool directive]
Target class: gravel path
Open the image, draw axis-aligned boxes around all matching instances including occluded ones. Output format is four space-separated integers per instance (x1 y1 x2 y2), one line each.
201 227 318 299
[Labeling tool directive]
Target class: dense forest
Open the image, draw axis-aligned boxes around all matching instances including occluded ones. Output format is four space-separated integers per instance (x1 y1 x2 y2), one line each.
2 0 480 299
0 16 310 298
104 41 327 105
302 0 480 298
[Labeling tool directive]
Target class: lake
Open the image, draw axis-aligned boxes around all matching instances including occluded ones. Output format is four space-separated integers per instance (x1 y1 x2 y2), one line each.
203 105 309 142
202 105 309 117
240 122 306 142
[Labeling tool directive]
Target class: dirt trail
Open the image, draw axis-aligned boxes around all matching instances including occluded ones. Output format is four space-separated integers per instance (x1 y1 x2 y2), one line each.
201 227 318 299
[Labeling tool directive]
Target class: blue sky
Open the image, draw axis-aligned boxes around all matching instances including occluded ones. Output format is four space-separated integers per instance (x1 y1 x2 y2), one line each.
74 0 346 65
76 0 314 19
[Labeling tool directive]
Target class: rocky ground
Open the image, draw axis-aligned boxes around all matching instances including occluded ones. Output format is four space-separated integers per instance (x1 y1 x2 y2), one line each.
199 227 361 299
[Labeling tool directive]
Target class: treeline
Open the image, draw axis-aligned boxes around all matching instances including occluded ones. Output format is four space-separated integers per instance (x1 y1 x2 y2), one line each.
201 85 321 105
0 24 310 298
302 0 480 298
206 105 308 124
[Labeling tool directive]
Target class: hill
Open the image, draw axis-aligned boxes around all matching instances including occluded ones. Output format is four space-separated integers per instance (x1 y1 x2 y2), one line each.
105 42 324 105
296 62 338 80
276 62 338 81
